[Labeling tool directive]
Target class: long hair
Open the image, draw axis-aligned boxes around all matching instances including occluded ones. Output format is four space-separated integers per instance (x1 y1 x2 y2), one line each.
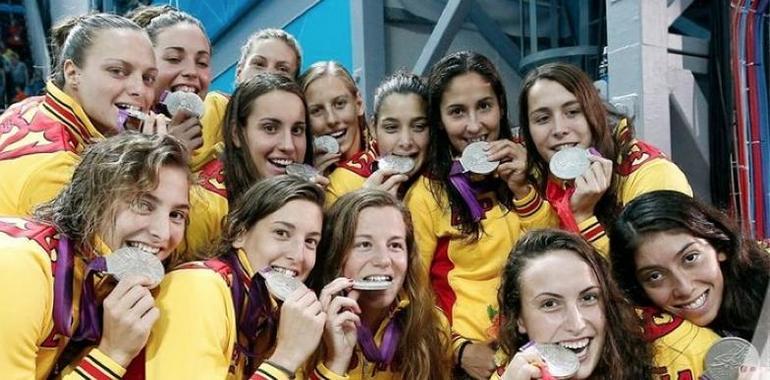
425 51 513 238
498 229 653 380
298 61 371 149
237 28 302 79
126 4 207 46
35 132 190 258
222 72 313 204
50 13 144 87
609 190 770 339
313 189 451 379
518 62 635 226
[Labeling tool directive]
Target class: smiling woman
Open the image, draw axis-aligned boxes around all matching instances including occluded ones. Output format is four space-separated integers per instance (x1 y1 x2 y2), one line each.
0 132 191 378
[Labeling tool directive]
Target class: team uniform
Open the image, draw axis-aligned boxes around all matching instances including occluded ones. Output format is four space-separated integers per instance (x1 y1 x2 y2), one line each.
0 82 103 216
188 92 229 173
405 175 555 359
182 158 228 257
0 218 126 379
325 147 377 207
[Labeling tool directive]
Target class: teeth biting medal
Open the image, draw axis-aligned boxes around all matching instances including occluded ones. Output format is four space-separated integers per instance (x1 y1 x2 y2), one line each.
259 266 305 301
285 163 319 181
460 141 499 175
104 246 165 288
377 154 414 174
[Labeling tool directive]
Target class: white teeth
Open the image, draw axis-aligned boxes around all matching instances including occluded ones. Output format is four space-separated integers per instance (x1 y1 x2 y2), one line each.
127 241 160 254
271 266 298 278
559 338 590 350
329 130 346 138
116 103 141 111
269 158 293 167
362 275 392 282
554 143 578 151
172 85 197 93
468 137 486 143
682 292 707 310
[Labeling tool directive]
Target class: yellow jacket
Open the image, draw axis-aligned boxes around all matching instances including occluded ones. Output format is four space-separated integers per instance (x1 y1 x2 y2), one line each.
0 217 125 379
0 82 104 216
182 158 228 258
325 147 377 207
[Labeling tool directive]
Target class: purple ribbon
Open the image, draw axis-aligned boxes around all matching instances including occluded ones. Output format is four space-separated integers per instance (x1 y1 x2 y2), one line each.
449 161 485 222
356 318 401 371
115 109 128 132
52 236 106 342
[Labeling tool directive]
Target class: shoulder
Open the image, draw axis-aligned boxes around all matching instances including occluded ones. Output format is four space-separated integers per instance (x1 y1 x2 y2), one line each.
0 102 72 160
337 149 377 177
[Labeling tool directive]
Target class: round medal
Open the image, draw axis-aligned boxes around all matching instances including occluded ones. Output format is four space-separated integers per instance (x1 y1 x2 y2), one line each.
704 337 761 380
549 147 590 180
285 163 319 181
377 154 415 174
260 269 305 301
314 135 340 154
164 91 205 118
352 280 392 291
105 247 165 288
460 141 499 175
536 343 580 379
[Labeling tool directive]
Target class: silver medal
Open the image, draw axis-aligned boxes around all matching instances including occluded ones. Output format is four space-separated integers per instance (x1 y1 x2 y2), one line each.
549 147 590 180
536 343 580 379
260 269 304 301
314 135 340 154
352 279 392 291
164 91 205 118
704 337 761 380
460 141 499 175
378 155 415 174
105 247 165 288
285 163 319 181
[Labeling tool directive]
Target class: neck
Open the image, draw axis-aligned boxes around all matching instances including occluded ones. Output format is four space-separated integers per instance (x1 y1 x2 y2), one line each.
360 302 390 330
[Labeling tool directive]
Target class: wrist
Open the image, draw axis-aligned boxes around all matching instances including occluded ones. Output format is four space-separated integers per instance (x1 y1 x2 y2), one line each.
457 340 472 368
268 350 302 374
96 344 131 368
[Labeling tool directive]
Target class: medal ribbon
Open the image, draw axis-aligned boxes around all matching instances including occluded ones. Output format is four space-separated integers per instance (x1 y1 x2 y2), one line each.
223 253 275 358
545 177 580 232
53 236 106 342
449 161 485 222
356 317 401 371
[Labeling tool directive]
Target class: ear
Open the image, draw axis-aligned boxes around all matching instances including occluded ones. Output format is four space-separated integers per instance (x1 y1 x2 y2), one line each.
63 59 79 89
717 252 728 262
230 123 242 148
232 233 245 249
517 317 527 335
355 93 365 117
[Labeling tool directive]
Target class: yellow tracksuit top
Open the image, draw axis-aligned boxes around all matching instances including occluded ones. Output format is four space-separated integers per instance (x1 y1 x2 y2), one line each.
144 250 293 380
189 91 229 173
0 218 126 379
0 82 104 216
182 158 228 258
325 147 377 207
405 175 556 355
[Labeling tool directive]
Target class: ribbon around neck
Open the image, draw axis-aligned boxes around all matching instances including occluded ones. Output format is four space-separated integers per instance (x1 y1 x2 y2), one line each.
356 317 401 370
449 161 485 222
545 178 580 232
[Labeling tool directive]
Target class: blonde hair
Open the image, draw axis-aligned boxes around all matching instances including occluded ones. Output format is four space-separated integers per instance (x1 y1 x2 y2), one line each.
237 28 302 78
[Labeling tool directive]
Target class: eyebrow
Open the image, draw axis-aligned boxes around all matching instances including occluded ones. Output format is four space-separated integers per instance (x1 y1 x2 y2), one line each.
274 221 296 230
529 100 581 116
636 241 698 273
141 193 190 210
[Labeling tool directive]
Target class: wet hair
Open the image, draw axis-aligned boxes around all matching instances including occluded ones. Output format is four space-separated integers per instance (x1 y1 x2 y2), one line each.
35 132 190 257
127 5 208 47
518 62 636 225
312 189 451 379
222 72 313 204
498 229 653 379
425 51 513 238
237 28 302 78
298 60 370 148
372 70 428 124
610 190 770 339
50 13 145 88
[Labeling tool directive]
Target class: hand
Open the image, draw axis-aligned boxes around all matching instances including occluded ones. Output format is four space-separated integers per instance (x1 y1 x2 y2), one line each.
489 140 529 199
167 109 203 152
311 174 330 190
363 168 408 197
269 286 326 373
500 345 544 380
141 111 169 135
97 275 159 368
315 151 342 174
319 277 360 374
461 341 497 379
569 155 613 223
737 365 770 380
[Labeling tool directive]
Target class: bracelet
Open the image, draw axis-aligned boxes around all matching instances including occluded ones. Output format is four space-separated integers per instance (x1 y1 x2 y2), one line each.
457 340 472 367
263 360 296 379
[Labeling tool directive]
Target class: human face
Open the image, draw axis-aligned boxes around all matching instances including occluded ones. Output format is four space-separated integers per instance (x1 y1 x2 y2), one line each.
66 28 157 136
235 90 307 177
233 199 322 281
153 23 211 100
237 38 298 82
305 75 363 160
343 207 408 313
104 165 190 262
439 72 501 154
375 93 429 179
634 232 726 327
526 79 593 163
517 250 606 380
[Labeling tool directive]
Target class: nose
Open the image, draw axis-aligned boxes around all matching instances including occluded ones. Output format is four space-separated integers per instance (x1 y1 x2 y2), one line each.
126 72 145 97
370 245 391 268
325 106 339 127
467 112 482 134
563 303 587 334
149 215 171 244
671 272 695 300
277 129 296 154
552 114 571 136
181 59 199 80
397 128 414 151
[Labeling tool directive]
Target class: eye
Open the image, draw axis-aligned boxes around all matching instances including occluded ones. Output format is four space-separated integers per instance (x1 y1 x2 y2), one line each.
644 271 664 283
478 101 493 111
143 73 156 86
354 240 372 249
164 56 181 64
170 210 188 224
581 292 600 305
262 122 278 133
381 123 398 133
334 99 348 109
540 298 559 311
130 198 153 214
533 114 549 125
305 238 319 250
388 241 405 250
447 106 464 117
291 124 306 136
683 252 700 264
108 66 128 77
412 122 427 132
565 108 582 117
196 59 210 69
309 107 324 117
273 228 289 238
277 65 290 73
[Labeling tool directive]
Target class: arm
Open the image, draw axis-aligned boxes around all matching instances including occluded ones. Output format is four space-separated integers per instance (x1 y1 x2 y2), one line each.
12 153 76 216
404 181 439 274
512 186 559 231
620 159 693 205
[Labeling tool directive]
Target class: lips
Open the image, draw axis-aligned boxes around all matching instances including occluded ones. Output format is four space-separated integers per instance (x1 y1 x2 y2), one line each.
271 265 298 278
677 289 709 310
552 142 579 151
125 241 161 255
171 84 199 94
558 337 592 360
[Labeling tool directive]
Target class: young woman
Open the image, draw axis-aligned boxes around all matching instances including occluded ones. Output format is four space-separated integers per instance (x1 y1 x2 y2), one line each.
0 132 191 378
299 61 370 179
518 62 692 255
325 71 429 203
129 5 230 172
0 13 161 216
404 51 553 379
144 175 326 379
310 189 451 379
494 229 653 379
610 190 770 340
236 28 303 81
184 72 315 257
